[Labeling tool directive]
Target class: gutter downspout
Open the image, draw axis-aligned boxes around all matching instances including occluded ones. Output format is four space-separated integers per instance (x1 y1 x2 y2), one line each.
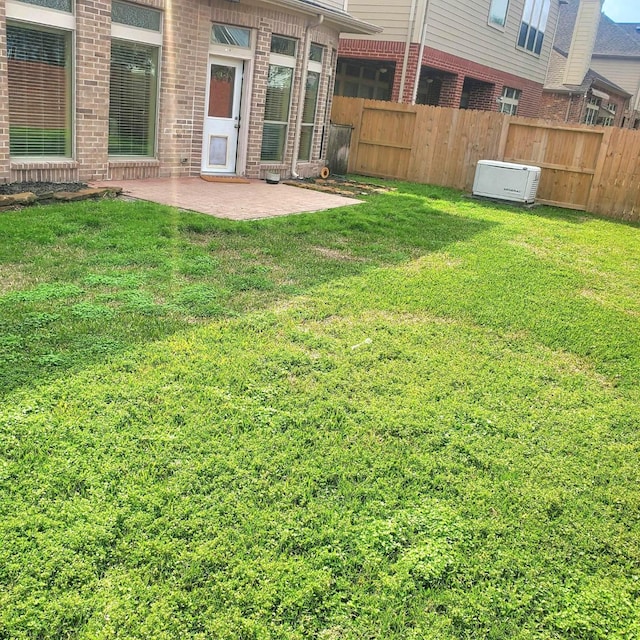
411 0 431 105
291 14 324 178
398 0 418 103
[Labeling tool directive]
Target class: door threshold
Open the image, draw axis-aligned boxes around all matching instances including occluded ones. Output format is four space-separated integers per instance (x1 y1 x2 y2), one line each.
200 174 251 184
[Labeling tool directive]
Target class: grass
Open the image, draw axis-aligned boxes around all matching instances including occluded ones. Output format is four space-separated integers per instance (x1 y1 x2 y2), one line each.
0 183 639 639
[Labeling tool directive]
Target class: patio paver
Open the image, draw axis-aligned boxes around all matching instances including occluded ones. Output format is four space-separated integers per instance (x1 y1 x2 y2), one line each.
91 177 363 220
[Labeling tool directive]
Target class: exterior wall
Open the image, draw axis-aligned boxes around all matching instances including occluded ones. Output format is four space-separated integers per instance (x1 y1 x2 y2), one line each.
343 0 560 87
338 39 544 117
539 89 628 126
590 57 640 112
0 0 342 183
424 0 559 86
343 0 414 41
539 92 586 123
563 0 601 85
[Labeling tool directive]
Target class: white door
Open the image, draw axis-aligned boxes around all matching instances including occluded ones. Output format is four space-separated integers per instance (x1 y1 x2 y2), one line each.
202 57 244 174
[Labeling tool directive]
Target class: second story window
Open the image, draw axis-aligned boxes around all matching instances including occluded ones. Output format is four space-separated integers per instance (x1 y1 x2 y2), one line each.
518 0 551 55
489 0 510 29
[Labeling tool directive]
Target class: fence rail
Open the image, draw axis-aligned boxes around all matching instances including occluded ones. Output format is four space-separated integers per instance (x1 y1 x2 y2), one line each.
331 97 640 221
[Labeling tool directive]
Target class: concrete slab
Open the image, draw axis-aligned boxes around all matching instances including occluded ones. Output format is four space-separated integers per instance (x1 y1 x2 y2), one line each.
90 177 363 220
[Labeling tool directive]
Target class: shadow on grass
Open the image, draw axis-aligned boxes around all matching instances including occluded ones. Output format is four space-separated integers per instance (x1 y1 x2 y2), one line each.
0 193 496 397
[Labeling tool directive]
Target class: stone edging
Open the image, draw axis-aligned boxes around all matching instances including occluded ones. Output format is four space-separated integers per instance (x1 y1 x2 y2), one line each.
0 187 123 211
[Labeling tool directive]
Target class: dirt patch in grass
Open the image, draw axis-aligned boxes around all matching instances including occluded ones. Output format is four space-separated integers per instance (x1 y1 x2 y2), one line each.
284 177 395 197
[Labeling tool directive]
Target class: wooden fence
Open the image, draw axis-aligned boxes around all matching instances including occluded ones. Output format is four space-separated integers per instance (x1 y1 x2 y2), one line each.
331 96 640 221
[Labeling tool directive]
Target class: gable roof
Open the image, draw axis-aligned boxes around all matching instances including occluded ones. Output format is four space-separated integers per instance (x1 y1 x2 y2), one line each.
594 14 640 57
553 1 640 58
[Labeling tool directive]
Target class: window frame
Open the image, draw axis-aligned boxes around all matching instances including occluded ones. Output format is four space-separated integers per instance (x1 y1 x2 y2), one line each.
517 0 551 56
488 0 510 30
6 16 75 159
109 5 162 158
261 35 298 163
298 51 323 162
584 96 600 126
498 86 521 115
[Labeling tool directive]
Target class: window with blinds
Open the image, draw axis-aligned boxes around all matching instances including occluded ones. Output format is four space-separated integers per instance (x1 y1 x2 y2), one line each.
109 40 158 156
299 71 320 162
7 24 71 157
261 64 294 162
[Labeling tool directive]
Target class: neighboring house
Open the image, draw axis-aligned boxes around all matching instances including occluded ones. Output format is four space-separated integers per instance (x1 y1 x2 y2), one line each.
336 0 563 118
0 0 378 185
590 17 640 128
539 0 633 126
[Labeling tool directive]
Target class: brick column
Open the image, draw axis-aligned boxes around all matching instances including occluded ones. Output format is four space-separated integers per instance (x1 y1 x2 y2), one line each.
245 21 271 179
439 74 464 108
0 4 10 183
75 0 111 182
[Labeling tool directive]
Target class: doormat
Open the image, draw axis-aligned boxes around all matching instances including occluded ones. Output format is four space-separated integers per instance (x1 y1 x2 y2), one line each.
200 175 251 184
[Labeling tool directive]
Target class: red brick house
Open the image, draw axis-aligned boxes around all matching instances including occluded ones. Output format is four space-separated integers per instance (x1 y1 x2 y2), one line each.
335 0 564 118
0 0 378 184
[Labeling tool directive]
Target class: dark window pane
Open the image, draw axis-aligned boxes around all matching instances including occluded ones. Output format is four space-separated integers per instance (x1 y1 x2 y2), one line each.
211 25 251 48
270 35 296 57
112 1 161 31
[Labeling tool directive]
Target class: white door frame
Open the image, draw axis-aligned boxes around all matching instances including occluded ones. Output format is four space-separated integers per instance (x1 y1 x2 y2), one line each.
201 57 244 174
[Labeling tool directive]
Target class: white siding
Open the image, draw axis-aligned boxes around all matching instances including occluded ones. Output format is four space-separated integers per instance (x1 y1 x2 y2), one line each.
423 0 559 84
564 0 601 85
315 0 348 11
341 0 414 41
591 58 640 110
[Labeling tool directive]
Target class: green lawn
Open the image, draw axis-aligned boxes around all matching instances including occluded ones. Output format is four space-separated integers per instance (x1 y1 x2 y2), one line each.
1 183 639 639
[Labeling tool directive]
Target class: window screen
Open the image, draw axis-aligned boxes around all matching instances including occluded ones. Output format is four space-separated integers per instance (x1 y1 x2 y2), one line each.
299 71 320 161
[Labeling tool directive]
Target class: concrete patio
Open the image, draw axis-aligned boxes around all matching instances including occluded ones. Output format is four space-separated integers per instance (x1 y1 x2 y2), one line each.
90 177 363 220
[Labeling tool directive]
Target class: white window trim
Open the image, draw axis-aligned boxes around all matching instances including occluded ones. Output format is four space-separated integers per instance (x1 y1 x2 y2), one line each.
6 0 75 30
488 0 510 31
109 4 163 157
111 23 162 46
6 7 76 160
517 0 551 56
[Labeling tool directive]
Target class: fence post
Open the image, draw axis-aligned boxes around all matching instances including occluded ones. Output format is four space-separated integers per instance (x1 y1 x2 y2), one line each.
497 115 511 161
587 127 613 214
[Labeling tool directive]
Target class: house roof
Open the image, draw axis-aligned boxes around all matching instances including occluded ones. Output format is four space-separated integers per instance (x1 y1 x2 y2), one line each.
545 0 633 97
544 47 631 97
553 0 640 58
258 0 382 35
594 15 640 57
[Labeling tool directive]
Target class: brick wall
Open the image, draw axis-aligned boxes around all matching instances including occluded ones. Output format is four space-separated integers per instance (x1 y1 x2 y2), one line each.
338 39 545 117
540 89 629 127
0 0 340 183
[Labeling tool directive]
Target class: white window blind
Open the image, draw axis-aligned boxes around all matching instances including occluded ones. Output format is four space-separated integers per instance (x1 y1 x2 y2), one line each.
7 23 71 157
261 64 293 162
299 71 320 161
109 40 158 156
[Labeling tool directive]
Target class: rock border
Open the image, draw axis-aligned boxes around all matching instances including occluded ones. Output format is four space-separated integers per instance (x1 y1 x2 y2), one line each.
0 187 123 212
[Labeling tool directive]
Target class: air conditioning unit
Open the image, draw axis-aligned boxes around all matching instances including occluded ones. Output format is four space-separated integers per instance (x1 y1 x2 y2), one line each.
472 160 541 204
